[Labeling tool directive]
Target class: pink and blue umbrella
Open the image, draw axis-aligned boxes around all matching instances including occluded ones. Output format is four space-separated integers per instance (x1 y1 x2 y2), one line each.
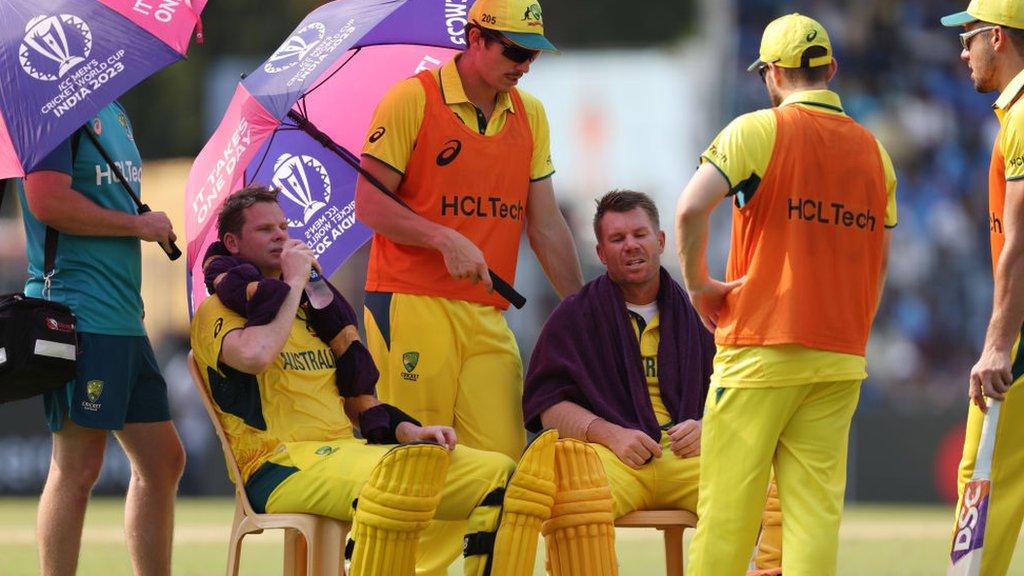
185 0 524 312
0 0 206 179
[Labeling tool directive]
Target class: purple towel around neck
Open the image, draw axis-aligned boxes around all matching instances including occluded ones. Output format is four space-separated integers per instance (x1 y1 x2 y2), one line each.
523 267 715 441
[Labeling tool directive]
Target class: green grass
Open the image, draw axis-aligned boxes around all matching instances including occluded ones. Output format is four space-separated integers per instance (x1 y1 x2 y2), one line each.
1 498 1022 575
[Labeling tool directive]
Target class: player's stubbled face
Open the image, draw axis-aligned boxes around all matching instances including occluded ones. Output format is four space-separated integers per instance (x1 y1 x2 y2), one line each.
231 202 290 275
961 23 998 93
596 207 665 288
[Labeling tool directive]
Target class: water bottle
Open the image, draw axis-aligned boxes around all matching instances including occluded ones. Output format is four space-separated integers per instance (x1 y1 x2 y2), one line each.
305 269 334 309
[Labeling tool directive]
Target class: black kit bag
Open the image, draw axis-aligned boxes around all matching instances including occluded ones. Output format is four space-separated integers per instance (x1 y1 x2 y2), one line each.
0 293 77 403
0 169 78 404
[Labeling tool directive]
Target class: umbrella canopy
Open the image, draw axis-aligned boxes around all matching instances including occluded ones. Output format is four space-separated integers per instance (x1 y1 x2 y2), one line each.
0 0 206 179
185 0 488 312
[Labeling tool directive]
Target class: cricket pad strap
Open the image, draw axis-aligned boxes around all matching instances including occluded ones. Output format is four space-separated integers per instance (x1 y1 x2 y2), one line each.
347 443 450 576
465 429 559 576
755 480 783 570
358 403 420 445
543 439 617 576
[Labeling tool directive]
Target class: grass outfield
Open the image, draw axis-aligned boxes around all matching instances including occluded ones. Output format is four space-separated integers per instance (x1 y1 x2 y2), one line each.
1 498 1022 575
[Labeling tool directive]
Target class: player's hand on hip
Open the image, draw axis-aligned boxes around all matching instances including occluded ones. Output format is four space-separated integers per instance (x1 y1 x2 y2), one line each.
396 423 457 451
607 427 662 469
135 211 176 244
687 276 745 332
280 239 316 286
969 348 1013 412
666 419 702 458
439 229 493 291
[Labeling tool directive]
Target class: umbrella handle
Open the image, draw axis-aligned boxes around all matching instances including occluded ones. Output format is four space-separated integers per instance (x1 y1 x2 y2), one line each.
489 270 526 309
139 204 182 261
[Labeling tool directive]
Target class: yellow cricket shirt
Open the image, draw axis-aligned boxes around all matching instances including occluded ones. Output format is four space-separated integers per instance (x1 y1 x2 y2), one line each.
361 55 554 181
701 90 898 387
628 310 672 426
190 297 353 481
993 67 1024 180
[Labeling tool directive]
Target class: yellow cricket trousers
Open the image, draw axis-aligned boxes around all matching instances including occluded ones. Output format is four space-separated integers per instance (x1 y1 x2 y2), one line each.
592 435 700 517
688 380 861 576
364 292 526 575
261 439 514 524
953 379 1024 576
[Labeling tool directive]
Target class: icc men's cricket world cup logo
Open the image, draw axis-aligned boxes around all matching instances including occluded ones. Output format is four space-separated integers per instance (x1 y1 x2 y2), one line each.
264 22 325 74
273 153 332 227
19 14 92 81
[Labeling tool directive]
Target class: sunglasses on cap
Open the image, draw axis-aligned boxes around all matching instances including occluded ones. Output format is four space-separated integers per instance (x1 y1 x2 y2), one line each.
480 28 540 64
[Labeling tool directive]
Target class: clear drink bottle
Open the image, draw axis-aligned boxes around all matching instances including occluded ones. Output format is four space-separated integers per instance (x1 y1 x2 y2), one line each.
305 269 334 309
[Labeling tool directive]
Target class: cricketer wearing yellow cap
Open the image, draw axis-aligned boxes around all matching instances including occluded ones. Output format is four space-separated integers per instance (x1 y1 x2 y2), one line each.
677 13 896 576
942 2 1024 574
355 0 583 573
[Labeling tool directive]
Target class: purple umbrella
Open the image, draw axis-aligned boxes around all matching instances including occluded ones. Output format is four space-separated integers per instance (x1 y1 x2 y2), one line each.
0 0 206 178
185 0 525 312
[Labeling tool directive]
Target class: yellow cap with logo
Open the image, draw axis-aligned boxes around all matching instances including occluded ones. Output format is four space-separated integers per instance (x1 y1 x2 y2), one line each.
747 13 833 72
941 0 1024 28
468 0 558 52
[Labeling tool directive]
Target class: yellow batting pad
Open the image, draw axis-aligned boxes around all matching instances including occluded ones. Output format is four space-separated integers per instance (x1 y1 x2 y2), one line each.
348 443 450 576
755 480 783 570
473 429 558 576
543 439 617 576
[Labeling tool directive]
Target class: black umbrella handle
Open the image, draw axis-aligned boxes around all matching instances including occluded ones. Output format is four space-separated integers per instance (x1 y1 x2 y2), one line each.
489 270 526 309
138 203 182 261
82 128 181 261
288 111 526 309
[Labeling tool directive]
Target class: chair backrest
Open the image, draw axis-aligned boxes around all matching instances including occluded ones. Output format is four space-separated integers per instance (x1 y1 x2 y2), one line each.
187 351 259 517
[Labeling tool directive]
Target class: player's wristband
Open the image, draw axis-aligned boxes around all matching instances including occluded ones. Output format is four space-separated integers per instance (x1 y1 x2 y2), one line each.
359 403 421 445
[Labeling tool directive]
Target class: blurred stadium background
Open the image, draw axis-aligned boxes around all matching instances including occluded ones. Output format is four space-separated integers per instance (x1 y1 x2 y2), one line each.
0 0 1019 573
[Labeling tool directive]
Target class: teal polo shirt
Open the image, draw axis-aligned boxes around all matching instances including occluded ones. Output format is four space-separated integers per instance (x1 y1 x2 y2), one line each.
18 101 145 336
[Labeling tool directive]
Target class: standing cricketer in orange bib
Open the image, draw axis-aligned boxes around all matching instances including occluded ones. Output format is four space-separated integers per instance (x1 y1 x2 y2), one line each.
676 13 897 576
942 2 1024 574
355 0 582 573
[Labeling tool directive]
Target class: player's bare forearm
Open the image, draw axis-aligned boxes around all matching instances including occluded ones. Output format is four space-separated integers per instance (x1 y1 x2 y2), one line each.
355 155 455 252
676 163 729 290
344 394 380 425
985 180 1024 355
540 400 600 441
985 241 1024 354
526 178 583 297
24 171 144 237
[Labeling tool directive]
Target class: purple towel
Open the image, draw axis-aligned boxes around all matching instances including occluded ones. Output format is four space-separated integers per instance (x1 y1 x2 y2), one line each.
523 268 715 441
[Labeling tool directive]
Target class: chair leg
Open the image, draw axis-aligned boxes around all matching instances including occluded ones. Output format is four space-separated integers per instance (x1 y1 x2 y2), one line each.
226 531 245 576
285 528 308 576
663 526 684 576
306 520 346 576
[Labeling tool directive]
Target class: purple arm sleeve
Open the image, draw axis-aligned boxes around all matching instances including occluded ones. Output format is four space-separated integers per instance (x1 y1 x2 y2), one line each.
359 403 421 445
336 340 379 397
306 280 358 343
245 278 291 326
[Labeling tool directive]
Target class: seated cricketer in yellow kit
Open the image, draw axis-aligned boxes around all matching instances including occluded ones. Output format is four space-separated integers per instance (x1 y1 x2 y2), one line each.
524 190 783 576
190 187 566 576
941 2 1024 574
355 0 583 572
677 13 896 576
